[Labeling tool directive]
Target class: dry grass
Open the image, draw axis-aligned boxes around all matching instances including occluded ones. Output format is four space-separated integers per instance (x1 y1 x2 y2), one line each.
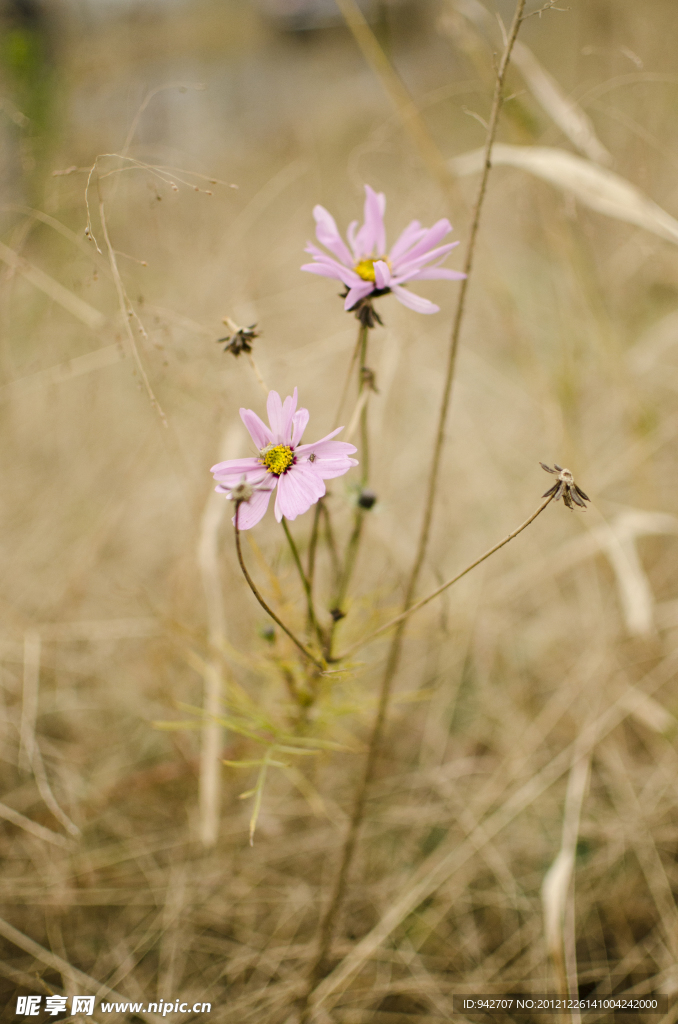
2 0 678 1020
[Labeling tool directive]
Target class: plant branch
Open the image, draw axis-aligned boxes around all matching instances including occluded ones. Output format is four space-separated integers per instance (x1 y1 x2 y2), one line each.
97 192 167 426
337 492 554 660
234 505 325 672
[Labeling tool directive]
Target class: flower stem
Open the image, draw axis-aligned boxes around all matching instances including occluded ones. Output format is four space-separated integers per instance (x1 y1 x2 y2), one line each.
303 0 528 1001
326 508 365 659
337 492 554 661
357 322 370 488
281 517 325 649
233 504 325 672
333 329 363 429
307 499 323 601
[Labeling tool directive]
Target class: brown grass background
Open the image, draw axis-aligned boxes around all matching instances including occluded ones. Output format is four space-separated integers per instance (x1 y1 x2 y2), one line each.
2 0 678 1020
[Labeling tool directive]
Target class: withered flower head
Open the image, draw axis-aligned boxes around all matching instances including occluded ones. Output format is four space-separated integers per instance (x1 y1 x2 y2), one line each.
217 317 259 356
227 476 255 504
540 463 590 510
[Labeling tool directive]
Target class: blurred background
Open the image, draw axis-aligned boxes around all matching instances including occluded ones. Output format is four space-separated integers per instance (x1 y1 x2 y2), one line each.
3 0 678 1019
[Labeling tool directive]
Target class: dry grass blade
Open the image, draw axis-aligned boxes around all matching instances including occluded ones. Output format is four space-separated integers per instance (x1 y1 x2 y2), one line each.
541 753 590 1007
332 0 452 190
19 631 40 772
0 916 163 1024
0 240 106 332
447 0 611 164
449 144 678 244
0 801 70 847
196 422 242 847
310 658 677 1011
0 345 124 404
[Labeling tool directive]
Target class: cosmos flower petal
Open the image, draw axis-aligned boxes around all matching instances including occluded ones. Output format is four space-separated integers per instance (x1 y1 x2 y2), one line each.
275 463 326 522
239 408 273 449
313 205 354 265
295 426 346 453
356 185 386 258
291 407 310 447
315 459 359 479
281 388 299 443
230 483 275 530
392 241 460 278
211 457 266 478
265 390 285 441
392 218 452 266
373 260 391 289
388 219 426 262
346 219 360 257
267 388 298 443
391 284 440 314
403 266 467 281
301 259 363 287
344 282 374 311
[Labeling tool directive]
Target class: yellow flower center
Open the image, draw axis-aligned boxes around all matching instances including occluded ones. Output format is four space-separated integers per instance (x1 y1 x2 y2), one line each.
354 257 389 282
260 444 294 475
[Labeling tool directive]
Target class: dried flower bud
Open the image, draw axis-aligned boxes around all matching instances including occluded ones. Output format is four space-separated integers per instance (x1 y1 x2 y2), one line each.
217 317 259 356
259 624 276 643
357 489 377 510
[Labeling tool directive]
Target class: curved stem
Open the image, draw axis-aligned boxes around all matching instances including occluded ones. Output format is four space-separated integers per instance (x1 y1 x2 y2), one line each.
234 504 325 672
337 493 554 661
281 517 325 648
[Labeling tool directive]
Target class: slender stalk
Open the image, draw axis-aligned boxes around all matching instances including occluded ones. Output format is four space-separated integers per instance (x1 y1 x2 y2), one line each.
307 500 323 603
247 352 268 395
234 504 325 672
333 330 363 429
326 322 371 654
321 502 341 586
337 493 554 661
303 0 527 1004
282 517 325 648
357 323 370 488
326 509 365 659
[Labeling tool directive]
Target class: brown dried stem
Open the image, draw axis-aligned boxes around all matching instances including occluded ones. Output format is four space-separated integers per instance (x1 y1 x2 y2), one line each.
337 492 554 661
303 0 528 1005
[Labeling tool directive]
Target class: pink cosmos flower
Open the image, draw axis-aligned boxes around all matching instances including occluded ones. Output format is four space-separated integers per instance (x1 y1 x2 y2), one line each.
211 388 358 530
301 185 465 315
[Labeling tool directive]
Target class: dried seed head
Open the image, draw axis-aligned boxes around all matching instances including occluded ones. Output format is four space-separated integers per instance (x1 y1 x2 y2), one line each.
229 477 254 503
540 462 590 509
217 317 259 356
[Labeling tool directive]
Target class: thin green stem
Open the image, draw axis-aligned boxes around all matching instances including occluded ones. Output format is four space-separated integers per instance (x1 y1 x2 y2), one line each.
357 323 370 488
326 507 365 659
333 330 363 429
303 0 528 1003
234 504 325 672
321 501 341 587
307 500 323 598
282 517 325 649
